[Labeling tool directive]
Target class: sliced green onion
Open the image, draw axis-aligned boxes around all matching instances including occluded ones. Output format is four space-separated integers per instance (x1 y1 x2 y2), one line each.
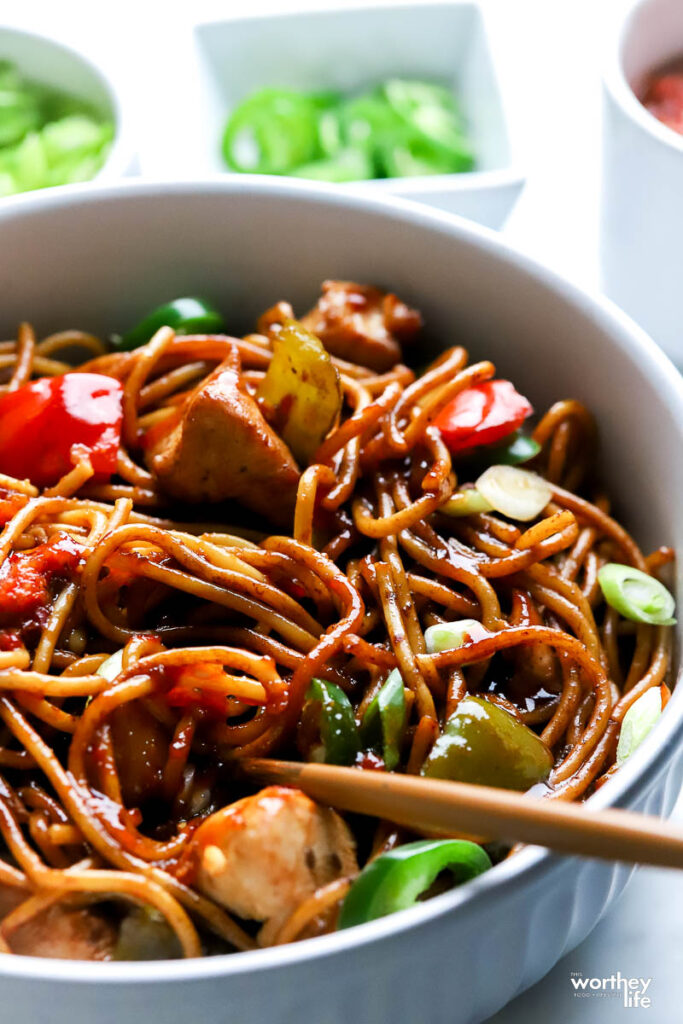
306 678 360 766
616 687 663 765
424 619 484 654
338 839 491 929
359 668 407 770
440 488 492 517
96 648 124 682
474 465 551 522
485 432 542 467
117 297 225 351
598 563 676 625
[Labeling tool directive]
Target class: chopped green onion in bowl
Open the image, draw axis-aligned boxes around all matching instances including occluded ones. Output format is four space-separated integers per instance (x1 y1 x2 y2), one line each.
0 61 114 196
221 78 475 182
598 563 676 625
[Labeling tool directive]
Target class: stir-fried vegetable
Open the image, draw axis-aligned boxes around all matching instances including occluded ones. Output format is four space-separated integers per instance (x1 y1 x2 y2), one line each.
258 318 342 464
114 907 181 961
96 648 124 682
0 61 114 197
616 687 663 765
0 373 123 486
434 380 533 454
338 839 491 929
441 487 493 517
422 696 553 790
305 678 360 766
598 563 676 626
359 669 407 770
484 431 541 466
117 297 225 351
474 465 551 522
424 619 488 654
222 78 474 182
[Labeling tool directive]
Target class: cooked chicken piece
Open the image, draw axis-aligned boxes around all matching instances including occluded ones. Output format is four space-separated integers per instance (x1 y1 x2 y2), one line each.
184 786 357 943
10 903 116 960
145 364 300 526
0 884 25 922
301 280 422 372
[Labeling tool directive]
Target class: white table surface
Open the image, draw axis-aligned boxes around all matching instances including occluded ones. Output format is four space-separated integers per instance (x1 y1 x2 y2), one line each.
4 1 683 1020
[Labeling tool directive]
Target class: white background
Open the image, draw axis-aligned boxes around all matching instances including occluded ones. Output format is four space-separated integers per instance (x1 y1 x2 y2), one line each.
4 1 683 1020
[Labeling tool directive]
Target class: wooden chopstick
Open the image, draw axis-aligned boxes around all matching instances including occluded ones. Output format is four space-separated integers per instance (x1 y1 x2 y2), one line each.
241 758 683 870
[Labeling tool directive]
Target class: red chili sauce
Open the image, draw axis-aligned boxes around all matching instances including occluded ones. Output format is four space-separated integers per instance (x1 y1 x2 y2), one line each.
0 534 83 629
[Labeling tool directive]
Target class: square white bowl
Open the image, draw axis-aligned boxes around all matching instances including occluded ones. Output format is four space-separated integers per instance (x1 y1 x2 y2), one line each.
138 2 524 229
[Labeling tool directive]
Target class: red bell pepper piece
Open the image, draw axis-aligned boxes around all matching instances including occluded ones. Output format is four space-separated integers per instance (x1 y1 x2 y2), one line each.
434 380 533 453
0 373 123 487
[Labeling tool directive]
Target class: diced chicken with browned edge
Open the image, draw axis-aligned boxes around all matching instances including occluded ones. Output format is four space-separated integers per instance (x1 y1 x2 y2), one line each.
301 280 422 372
182 786 358 945
146 364 300 526
9 903 116 960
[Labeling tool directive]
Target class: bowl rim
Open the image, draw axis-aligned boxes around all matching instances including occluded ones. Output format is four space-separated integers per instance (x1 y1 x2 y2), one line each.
0 175 681 984
603 0 683 154
192 0 526 196
0 23 134 185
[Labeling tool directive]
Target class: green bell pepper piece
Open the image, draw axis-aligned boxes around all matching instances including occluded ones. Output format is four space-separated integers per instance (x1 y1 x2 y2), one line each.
338 839 491 929
306 678 360 766
359 668 407 770
117 297 225 351
483 431 541 466
422 695 553 790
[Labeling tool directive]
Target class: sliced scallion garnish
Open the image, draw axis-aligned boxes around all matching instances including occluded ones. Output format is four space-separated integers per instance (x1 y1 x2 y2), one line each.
598 563 676 625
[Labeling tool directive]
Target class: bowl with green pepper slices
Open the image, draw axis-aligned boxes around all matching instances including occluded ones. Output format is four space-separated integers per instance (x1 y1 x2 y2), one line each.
0 25 134 197
141 3 523 229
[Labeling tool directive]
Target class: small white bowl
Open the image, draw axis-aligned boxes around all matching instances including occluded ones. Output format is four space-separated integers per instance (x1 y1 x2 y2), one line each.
0 177 681 1024
601 0 683 366
0 25 135 189
138 2 524 230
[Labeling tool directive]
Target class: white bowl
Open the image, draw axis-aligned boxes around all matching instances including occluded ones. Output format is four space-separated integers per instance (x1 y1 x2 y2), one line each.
0 179 681 1024
0 25 135 189
138 2 524 230
601 0 683 367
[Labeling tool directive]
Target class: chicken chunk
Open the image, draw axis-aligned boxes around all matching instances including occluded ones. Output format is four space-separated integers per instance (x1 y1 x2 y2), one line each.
145 365 300 526
301 280 422 372
184 786 357 942
10 903 116 960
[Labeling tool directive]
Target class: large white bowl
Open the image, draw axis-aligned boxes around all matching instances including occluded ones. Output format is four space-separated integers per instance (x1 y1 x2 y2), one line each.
601 0 683 366
0 179 681 1024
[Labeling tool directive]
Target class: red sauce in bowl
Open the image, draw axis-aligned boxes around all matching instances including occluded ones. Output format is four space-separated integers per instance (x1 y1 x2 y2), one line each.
642 65 683 136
